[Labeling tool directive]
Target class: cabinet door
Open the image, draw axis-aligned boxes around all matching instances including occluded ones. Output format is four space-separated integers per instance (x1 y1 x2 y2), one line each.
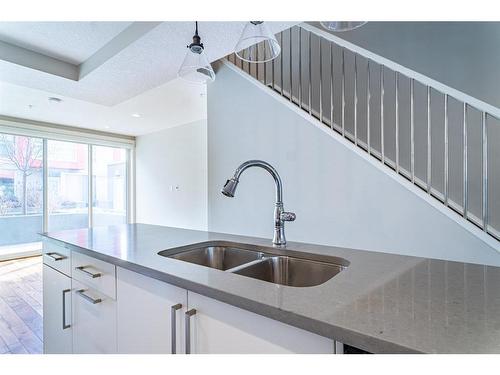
72 279 117 354
187 291 334 354
116 267 188 354
43 264 72 354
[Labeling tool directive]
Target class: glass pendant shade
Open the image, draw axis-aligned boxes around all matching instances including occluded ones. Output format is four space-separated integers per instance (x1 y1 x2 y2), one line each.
178 48 215 84
320 21 367 32
235 21 281 63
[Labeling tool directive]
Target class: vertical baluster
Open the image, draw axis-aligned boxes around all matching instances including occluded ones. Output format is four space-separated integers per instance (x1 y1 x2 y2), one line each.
463 103 468 218
280 32 284 95
330 42 334 129
272 40 275 90
367 60 371 154
380 64 385 163
319 37 323 121
263 46 267 86
444 94 449 206
289 27 293 103
354 55 358 145
427 86 432 194
308 31 312 115
341 48 346 137
482 112 488 231
256 43 259 81
298 27 302 109
395 72 400 174
410 78 415 183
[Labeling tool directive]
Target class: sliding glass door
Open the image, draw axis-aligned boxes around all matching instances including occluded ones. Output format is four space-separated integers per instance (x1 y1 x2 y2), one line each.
0 129 132 260
47 140 89 231
0 134 43 258
92 145 127 227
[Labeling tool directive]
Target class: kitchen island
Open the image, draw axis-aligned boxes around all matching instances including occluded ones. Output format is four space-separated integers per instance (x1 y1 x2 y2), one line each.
41 223 500 354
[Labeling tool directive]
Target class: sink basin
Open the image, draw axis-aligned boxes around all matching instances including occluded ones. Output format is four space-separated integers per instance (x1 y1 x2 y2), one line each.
160 245 264 271
233 256 345 287
159 241 348 287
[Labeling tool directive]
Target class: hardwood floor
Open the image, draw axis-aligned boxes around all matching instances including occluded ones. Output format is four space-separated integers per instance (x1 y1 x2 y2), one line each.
0 256 43 354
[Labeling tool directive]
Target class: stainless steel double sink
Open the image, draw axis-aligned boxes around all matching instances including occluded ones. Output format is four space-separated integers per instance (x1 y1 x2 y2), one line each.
158 242 349 287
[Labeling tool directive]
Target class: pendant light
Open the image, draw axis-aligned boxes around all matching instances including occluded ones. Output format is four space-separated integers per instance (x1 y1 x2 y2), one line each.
234 21 281 63
320 22 367 32
178 21 215 84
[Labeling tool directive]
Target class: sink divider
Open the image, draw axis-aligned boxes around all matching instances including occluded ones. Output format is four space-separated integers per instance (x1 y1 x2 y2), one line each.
225 257 270 274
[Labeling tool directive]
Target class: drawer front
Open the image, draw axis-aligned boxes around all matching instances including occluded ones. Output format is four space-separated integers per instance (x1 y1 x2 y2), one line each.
72 279 117 354
43 241 71 276
72 251 116 299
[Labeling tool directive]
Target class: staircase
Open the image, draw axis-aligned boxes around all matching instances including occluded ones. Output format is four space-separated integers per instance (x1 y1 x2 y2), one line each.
225 23 500 242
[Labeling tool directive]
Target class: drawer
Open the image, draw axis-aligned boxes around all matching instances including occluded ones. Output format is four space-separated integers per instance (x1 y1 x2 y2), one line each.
72 251 116 299
72 279 117 354
43 241 71 276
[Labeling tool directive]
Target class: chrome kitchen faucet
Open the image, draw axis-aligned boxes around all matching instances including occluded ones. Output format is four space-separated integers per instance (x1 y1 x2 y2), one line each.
221 160 296 247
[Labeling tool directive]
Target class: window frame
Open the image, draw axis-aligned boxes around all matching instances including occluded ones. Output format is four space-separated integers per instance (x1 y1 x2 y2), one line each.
0 117 135 233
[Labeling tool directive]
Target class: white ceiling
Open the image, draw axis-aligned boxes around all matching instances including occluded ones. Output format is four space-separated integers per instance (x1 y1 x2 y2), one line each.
0 22 132 64
0 22 295 105
0 78 207 136
0 21 295 136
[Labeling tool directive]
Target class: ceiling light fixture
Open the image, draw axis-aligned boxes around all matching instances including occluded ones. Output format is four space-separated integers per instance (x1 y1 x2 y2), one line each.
235 21 281 63
320 22 367 32
178 21 215 84
131 113 141 118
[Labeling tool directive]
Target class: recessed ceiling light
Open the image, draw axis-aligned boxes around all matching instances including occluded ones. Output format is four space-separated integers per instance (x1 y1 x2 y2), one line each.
48 97 62 103
104 125 110 129
131 113 141 118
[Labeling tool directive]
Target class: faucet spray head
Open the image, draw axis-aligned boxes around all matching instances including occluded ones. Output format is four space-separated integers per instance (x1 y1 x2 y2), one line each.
221 178 239 197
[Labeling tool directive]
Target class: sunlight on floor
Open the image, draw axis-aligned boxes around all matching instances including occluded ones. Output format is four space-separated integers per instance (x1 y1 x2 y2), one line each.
0 256 43 354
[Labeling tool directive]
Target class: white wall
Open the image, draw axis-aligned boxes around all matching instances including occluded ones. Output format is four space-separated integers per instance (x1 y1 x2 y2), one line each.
136 119 207 230
207 63 500 266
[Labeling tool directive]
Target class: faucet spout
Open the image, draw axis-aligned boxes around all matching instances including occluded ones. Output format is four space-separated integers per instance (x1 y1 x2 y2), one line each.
221 160 295 247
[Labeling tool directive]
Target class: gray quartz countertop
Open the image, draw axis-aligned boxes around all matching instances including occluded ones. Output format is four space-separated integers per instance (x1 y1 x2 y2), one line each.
41 223 500 354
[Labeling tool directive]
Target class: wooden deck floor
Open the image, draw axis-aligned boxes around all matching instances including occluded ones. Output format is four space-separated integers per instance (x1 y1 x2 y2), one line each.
0 256 43 354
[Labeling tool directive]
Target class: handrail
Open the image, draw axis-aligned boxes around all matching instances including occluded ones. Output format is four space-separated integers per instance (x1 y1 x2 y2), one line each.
299 23 500 121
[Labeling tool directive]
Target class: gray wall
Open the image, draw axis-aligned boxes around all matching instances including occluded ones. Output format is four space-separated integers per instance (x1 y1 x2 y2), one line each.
311 22 500 109
207 63 500 266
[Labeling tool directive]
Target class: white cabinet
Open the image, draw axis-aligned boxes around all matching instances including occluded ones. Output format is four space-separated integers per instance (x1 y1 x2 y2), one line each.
72 279 117 354
116 267 188 353
43 264 72 354
185 291 335 354
43 245 337 354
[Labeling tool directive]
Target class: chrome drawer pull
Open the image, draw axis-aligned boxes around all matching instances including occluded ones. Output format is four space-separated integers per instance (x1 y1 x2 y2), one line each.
62 289 71 329
171 303 182 354
75 266 102 278
47 252 67 261
76 289 102 304
185 309 196 354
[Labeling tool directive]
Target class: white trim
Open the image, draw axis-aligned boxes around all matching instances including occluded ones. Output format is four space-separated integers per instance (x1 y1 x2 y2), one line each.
88 145 93 228
299 23 500 121
126 147 136 224
223 60 500 252
42 139 48 233
0 116 135 149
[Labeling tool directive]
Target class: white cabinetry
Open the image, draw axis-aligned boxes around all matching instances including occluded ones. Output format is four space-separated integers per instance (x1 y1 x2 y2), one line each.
43 264 72 354
116 267 188 353
43 243 337 354
72 279 117 353
185 291 334 354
